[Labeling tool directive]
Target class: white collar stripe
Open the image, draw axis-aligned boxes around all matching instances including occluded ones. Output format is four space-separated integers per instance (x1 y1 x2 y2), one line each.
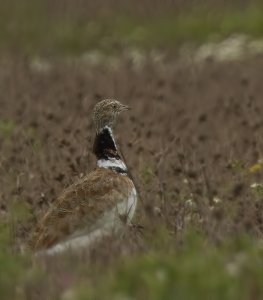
97 158 127 171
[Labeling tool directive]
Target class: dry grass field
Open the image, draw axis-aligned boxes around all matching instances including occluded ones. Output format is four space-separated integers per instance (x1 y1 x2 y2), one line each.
1 55 263 299
1 1 263 299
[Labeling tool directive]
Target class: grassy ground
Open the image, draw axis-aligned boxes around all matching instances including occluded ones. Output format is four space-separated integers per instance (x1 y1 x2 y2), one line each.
1 56 263 299
0 0 263 55
1 1 263 299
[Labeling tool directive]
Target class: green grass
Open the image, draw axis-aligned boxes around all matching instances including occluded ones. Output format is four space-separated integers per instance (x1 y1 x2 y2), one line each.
0 120 16 138
0 219 262 300
0 1 263 55
75 234 263 300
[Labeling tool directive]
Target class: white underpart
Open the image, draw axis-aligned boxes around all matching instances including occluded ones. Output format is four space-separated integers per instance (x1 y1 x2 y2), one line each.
36 186 137 256
97 157 127 171
116 185 137 224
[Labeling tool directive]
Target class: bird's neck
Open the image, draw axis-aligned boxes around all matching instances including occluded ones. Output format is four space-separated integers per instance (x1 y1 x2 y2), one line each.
93 126 127 174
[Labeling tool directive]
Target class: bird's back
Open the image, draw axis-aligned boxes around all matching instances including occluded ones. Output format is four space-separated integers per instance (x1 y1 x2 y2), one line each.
28 167 136 252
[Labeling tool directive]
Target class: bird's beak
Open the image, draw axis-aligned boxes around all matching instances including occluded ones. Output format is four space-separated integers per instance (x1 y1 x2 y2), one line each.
121 104 130 111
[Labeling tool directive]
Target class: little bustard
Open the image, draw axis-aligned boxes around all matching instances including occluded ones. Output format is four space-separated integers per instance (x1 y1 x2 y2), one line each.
28 99 137 255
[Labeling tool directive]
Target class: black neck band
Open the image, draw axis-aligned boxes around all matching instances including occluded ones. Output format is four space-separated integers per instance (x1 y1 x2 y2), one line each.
93 127 121 160
108 166 128 174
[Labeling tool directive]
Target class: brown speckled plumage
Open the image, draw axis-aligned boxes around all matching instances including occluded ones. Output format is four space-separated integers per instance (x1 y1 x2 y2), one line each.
28 99 136 253
29 168 135 251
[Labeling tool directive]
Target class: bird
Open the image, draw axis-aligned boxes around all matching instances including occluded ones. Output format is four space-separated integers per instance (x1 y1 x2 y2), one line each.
28 99 137 255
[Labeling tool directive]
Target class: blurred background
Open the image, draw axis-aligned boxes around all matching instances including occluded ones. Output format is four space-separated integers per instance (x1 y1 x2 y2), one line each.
1 0 263 56
1 1 263 299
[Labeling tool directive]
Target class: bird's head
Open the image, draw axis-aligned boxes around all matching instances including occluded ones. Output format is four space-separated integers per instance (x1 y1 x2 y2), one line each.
93 99 130 132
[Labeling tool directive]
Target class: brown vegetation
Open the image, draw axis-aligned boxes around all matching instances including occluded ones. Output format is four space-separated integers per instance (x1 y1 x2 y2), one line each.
1 55 263 298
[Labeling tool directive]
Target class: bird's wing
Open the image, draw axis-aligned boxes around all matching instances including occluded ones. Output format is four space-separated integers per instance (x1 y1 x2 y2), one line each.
28 168 134 251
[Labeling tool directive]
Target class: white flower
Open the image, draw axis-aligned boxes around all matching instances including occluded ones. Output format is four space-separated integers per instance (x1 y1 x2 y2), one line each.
250 183 263 189
213 197 222 204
